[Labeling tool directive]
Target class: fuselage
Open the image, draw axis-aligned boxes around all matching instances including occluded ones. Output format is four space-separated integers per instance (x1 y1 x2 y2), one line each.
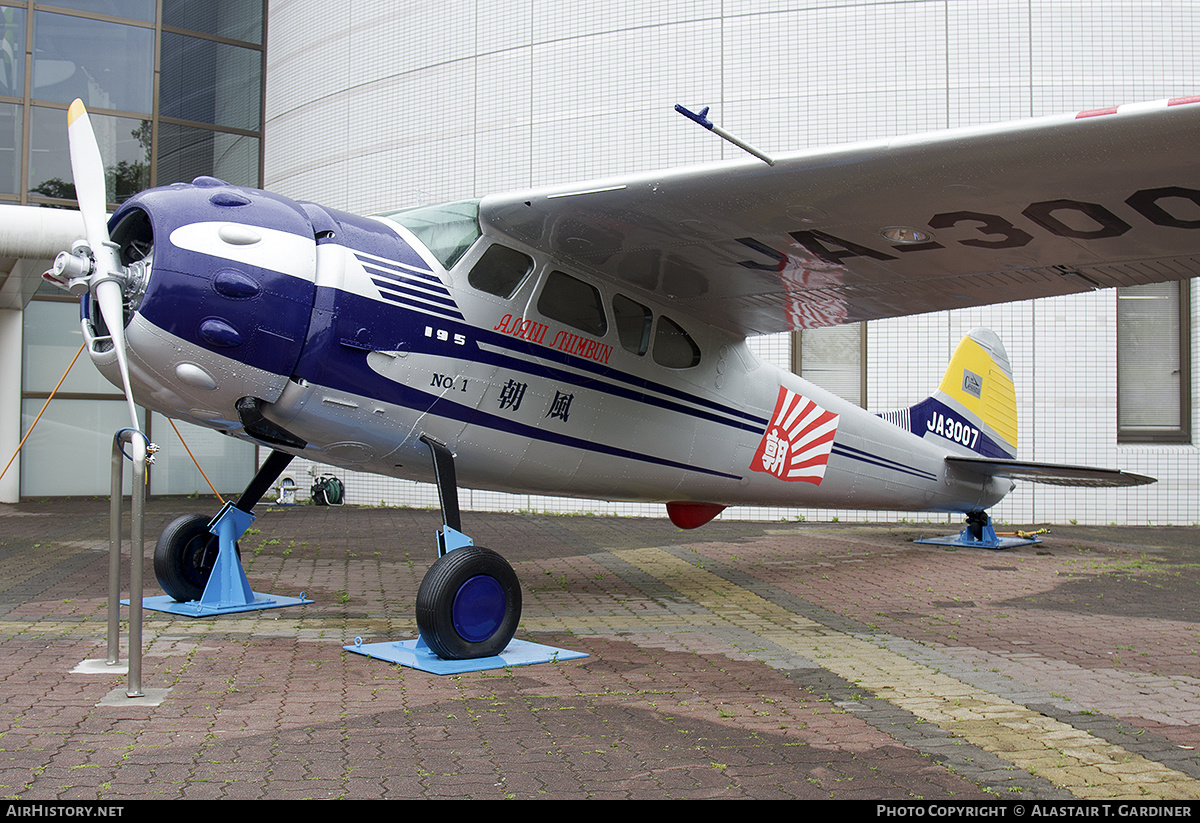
84 178 1009 515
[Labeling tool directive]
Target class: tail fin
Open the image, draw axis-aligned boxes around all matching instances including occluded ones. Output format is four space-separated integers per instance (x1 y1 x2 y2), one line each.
878 328 1018 459
878 329 1156 488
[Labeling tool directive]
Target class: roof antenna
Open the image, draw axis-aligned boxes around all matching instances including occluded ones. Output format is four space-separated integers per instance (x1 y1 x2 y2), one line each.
674 104 776 166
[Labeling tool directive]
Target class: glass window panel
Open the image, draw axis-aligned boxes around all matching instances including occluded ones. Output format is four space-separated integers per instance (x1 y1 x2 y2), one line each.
160 32 262 130
613 294 651 356
1118 281 1190 441
162 0 263 44
149 413 255 496
32 12 153 114
29 106 150 203
652 315 700 369
47 1 156 24
380 200 481 270
20 399 145 496
468 244 533 298
0 102 20 195
156 122 260 188
796 324 863 406
22 299 116 394
539 271 607 336
0 7 25 97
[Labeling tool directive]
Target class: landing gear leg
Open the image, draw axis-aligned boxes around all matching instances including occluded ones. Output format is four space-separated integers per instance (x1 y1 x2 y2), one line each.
412 435 521 660
235 450 296 512
153 450 294 602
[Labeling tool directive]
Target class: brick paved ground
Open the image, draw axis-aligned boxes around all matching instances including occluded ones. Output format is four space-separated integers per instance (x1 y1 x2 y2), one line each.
0 498 1197 800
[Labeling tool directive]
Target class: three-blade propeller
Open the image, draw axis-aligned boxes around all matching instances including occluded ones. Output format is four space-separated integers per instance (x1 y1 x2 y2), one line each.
46 99 144 459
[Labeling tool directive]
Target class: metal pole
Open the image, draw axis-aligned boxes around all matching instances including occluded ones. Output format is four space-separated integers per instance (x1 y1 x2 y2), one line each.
109 428 151 698
106 436 122 666
127 430 146 698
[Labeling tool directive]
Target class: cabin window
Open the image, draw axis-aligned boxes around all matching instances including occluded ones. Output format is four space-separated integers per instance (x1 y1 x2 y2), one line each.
653 315 701 368
377 199 481 270
538 271 607 336
613 294 652 356
468 243 533 298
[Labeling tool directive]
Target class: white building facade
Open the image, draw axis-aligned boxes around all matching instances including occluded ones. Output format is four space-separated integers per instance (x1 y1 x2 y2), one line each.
261 0 1198 525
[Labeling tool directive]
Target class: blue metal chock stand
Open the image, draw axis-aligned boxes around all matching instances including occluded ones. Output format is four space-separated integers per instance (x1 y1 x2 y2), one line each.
347 635 588 675
914 511 1042 550
134 501 314 616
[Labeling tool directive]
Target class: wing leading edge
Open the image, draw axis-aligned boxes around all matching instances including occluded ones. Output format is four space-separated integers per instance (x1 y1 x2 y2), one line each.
480 98 1200 336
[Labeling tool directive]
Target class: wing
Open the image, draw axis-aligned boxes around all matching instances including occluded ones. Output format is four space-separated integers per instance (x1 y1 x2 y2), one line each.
945 456 1155 488
0 205 85 309
480 98 1200 336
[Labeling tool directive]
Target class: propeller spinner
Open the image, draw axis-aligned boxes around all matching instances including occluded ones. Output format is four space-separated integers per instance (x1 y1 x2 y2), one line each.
44 99 145 458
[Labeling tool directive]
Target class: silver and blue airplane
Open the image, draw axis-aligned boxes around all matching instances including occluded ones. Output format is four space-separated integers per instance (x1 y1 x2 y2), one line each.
10 97 1200 659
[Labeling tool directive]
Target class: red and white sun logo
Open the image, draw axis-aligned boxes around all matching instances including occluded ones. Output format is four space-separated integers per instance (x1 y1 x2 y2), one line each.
751 387 840 485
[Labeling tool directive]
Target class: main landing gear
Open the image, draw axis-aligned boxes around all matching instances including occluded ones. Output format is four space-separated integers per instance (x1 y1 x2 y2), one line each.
412 434 522 660
151 441 524 662
144 449 311 616
345 435 583 672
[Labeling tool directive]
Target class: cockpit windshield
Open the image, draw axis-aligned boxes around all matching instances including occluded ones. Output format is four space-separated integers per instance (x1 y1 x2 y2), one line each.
377 199 481 270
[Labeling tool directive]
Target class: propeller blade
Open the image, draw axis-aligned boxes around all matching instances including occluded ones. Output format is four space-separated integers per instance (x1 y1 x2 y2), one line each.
66 99 111 251
68 99 142 451
94 278 140 434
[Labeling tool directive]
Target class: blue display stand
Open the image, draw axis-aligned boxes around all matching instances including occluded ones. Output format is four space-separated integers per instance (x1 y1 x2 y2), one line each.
345 635 588 675
130 502 314 616
914 512 1041 550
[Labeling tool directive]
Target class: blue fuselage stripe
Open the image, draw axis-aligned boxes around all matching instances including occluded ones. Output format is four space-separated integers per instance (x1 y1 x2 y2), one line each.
831 443 938 482
473 332 767 435
475 324 768 430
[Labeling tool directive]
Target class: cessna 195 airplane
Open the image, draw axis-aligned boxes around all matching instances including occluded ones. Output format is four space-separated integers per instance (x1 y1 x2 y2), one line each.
15 97 1200 660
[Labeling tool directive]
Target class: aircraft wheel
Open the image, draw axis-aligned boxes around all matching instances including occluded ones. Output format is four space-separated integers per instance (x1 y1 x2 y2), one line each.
153 514 233 602
415 546 522 660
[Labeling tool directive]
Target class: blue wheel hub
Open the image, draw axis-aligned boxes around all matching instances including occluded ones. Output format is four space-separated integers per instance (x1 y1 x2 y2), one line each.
452 575 506 643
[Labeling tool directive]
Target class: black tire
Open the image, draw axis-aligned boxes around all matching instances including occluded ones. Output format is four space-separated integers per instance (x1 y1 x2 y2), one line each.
415 546 521 660
153 514 237 602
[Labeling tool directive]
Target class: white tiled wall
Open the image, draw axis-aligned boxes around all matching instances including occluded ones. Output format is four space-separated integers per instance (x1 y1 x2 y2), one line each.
265 0 1199 525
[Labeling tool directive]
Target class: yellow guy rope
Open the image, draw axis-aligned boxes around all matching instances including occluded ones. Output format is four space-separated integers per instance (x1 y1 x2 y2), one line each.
0 342 86 485
0 342 224 505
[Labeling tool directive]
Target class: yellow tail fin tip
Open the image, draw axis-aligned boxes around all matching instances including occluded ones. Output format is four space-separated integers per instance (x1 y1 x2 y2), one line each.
938 330 1018 450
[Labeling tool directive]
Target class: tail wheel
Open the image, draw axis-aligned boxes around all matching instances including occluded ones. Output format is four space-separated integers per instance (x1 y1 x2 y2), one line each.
153 514 238 602
966 510 988 542
415 546 521 660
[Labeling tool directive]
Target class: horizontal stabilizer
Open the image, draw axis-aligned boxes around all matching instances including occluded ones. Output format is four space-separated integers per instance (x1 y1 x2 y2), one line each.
945 456 1155 487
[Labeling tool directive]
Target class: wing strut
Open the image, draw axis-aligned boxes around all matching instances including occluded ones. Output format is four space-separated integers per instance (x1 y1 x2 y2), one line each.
674 104 776 166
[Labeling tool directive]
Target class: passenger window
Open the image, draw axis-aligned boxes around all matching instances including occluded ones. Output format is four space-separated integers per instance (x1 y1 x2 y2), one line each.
653 316 701 369
613 294 652 356
538 271 607 336
468 244 533 298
